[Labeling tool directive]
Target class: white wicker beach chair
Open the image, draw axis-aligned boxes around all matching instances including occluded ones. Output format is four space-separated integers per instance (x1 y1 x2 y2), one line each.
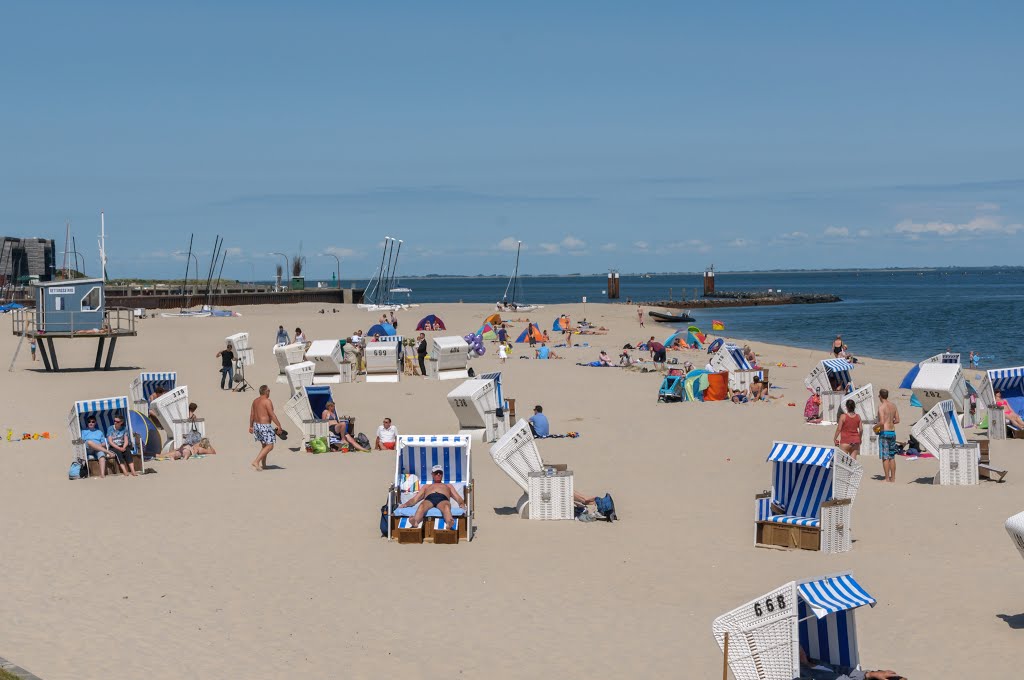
149 385 204 451
67 396 140 475
128 372 176 408
804 359 854 395
226 332 255 366
910 399 995 485
284 361 316 395
305 339 352 384
387 435 473 542
754 442 862 553
923 352 960 365
273 342 306 383
448 377 504 442
985 366 1024 439
489 419 549 517
1006 511 1024 561
283 384 334 443
712 571 876 680
430 336 470 380
911 362 969 414
709 343 761 392
365 335 403 383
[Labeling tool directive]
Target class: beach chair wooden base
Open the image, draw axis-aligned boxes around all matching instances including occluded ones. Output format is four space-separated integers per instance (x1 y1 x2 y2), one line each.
87 453 143 477
391 519 424 544
423 517 466 543
975 440 1008 482
756 521 820 551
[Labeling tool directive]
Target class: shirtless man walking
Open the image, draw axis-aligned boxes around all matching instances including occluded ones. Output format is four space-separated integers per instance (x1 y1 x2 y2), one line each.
878 388 900 483
397 465 465 529
249 385 284 471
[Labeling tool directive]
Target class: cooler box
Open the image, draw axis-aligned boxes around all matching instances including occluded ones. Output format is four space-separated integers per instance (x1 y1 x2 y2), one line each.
447 379 498 430
432 336 470 380
365 337 402 383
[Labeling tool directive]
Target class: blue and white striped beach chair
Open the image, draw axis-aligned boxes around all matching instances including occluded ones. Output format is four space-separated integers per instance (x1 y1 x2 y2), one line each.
713 571 876 680
709 343 762 392
805 358 854 393
388 435 473 542
283 384 334 442
984 366 1024 440
67 396 137 472
129 372 177 407
754 441 862 553
911 399 1001 484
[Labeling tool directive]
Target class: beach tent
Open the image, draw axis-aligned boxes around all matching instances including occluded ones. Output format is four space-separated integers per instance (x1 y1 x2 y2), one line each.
552 317 564 332
664 330 687 347
687 325 706 344
713 571 876 680
416 314 446 331
367 322 397 337
686 330 705 350
484 313 502 326
706 337 724 354
128 409 162 456
553 315 571 332
515 323 545 344
682 369 710 401
476 322 498 342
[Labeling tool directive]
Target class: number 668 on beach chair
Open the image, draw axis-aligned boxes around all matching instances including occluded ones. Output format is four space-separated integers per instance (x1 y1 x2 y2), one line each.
712 571 876 680
754 442 863 554
387 435 473 544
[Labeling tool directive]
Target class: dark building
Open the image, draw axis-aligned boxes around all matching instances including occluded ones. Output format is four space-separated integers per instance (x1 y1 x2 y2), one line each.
0 237 57 283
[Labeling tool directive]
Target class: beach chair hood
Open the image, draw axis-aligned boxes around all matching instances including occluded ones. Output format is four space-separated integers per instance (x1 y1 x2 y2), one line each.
68 396 133 459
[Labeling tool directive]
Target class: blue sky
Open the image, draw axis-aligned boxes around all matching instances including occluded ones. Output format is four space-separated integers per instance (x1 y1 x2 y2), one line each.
2 2 1022 280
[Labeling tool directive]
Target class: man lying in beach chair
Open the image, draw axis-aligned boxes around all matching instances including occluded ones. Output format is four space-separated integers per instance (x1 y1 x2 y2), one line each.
388 435 473 542
396 465 466 529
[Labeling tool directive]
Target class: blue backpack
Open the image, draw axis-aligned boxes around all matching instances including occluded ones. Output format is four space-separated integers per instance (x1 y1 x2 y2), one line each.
69 458 88 480
595 494 616 521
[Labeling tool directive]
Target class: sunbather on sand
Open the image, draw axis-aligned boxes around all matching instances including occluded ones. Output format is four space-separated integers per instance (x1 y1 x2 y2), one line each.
398 465 465 529
598 351 612 366
800 647 904 679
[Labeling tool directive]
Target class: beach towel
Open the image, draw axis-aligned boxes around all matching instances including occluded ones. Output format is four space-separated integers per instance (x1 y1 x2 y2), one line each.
536 432 581 439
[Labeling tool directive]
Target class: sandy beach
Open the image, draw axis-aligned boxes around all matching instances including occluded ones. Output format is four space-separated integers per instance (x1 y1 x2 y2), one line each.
0 301 1020 679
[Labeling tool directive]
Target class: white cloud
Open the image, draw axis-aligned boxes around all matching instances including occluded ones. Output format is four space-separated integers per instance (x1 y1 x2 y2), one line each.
728 238 753 248
857 229 873 238
666 239 711 254
894 215 1022 237
561 235 586 250
497 237 522 252
823 226 849 237
537 243 561 255
777 231 808 241
599 242 618 252
325 246 359 258
632 241 650 251
224 247 245 257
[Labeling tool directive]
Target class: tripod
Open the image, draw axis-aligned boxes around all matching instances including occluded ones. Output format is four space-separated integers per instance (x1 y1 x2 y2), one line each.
233 358 254 392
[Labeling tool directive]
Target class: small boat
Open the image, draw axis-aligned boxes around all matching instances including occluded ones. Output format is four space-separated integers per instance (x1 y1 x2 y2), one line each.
648 310 695 323
390 287 412 294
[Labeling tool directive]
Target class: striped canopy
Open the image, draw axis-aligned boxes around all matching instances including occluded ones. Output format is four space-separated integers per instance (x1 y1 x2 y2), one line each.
798 573 876 619
822 358 855 373
396 435 471 484
989 366 1024 398
138 372 176 401
767 441 834 467
478 371 504 407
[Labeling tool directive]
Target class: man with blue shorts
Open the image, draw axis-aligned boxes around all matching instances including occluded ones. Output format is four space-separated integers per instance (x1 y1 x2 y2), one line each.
877 388 900 483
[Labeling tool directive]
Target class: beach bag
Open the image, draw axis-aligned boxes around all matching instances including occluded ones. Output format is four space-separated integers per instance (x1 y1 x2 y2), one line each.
69 458 88 480
595 494 616 521
185 426 202 446
380 504 389 537
467 367 475 378
311 437 328 454
356 433 370 449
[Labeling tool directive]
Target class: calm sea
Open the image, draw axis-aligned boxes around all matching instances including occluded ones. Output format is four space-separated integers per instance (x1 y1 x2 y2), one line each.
312 269 1024 367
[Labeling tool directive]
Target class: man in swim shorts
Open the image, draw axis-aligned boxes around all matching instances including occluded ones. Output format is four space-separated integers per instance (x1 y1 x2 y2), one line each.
249 384 284 471
397 464 465 529
877 388 900 483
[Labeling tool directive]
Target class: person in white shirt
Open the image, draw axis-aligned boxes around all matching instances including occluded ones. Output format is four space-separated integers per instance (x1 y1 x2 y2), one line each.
374 417 398 450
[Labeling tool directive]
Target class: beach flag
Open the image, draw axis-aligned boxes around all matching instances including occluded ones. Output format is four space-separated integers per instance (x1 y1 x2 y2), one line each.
712 320 725 331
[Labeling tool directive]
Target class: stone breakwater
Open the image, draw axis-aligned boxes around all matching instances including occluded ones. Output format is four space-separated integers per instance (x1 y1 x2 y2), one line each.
648 291 841 309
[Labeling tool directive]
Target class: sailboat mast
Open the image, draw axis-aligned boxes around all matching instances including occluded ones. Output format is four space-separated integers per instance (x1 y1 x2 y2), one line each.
98 211 108 282
182 233 194 311
512 241 521 304
370 237 390 304
386 239 403 306
382 237 397 305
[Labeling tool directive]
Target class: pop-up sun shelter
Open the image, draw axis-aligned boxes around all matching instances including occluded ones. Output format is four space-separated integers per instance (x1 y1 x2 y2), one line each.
367 322 397 338
476 322 498 342
754 441 863 553
514 323 545 343
713 571 876 680
416 315 446 331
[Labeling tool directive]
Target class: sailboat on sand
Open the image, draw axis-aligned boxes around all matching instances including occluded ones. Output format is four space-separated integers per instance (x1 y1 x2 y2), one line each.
499 240 542 312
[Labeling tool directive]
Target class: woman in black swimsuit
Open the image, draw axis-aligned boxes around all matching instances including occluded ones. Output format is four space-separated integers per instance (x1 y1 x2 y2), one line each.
832 335 844 357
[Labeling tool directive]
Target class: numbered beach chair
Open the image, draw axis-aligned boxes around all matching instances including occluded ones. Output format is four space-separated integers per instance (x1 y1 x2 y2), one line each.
283 384 334 443
365 335 403 383
68 396 138 475
447 377 505 442
754 441 863 553
981 366 1024 440
150 385 204 451
226 332 255 366
306 339 352 384
273 342 307 384
712 571 876 680
1006 511 1024 561
709 343 761 392
387 435 473 543
429 336 470 380
129 372 176 408
284 361 316 395
489 419 567 517
911 399 1004 483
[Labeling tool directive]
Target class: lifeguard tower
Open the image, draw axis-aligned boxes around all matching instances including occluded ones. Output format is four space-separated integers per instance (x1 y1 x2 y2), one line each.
11 278 136 371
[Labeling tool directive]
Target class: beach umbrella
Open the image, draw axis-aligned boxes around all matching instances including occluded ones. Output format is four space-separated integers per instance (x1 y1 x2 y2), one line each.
899 365 920 390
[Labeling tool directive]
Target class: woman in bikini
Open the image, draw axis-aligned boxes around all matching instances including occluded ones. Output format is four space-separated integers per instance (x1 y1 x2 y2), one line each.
834 399 863 458
994 390 1024 429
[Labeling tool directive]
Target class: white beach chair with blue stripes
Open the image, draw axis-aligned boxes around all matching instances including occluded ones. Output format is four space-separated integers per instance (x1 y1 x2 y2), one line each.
984 366 1024 440
283 384 334 443
149 385 204 451
712 571 876 680
489 419 545 517
709 343 761 392
129 372 177 408
754 442 862 553
911 399 1002 484
67 396 138 473
388 435 473 542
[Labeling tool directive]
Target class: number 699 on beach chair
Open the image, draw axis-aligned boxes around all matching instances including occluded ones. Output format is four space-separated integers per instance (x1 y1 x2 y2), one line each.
754 442 863 554
712 571 876 680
